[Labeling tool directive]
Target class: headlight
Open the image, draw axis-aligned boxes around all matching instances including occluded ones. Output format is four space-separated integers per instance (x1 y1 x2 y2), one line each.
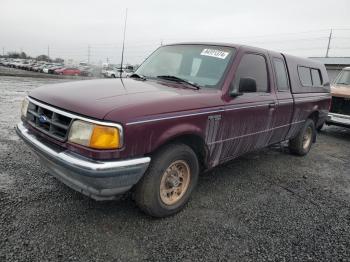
21 97 29 117
68 120 121 149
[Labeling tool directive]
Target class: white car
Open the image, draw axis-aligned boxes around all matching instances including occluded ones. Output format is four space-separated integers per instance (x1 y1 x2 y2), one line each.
104 68 133 78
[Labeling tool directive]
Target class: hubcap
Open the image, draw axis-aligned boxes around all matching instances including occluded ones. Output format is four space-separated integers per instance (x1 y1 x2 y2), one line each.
303 126 312 150
160 160 191 206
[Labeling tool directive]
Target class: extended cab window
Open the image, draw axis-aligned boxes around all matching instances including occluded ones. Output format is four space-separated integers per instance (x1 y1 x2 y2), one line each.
311 69 322 87
273 58 289 91
298 66 312 86
135 45 235 88
298 66 323 87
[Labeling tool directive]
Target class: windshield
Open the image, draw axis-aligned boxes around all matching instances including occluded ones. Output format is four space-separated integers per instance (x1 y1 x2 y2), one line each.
335 70 350 86
135 45 235 88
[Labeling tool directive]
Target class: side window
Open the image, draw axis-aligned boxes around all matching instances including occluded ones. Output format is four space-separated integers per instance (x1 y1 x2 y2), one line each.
311 69 322 87
298 66 312 86
234 53 269 93
273 58 289 91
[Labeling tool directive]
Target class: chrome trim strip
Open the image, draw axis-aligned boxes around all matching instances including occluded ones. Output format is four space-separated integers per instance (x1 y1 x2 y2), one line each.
207 120 305 145
126 103 270 126
27 96 124 145
294 96 331 103
278 100 294 105
17 122 150 172
328 112 350 119
328 112 350 121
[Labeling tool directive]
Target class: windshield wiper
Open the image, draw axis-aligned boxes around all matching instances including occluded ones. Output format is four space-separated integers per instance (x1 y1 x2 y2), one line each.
130 73 147 80
156 75 201 90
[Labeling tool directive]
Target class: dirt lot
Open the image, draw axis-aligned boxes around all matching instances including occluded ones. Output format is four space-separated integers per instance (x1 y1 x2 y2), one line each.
0 75 350 261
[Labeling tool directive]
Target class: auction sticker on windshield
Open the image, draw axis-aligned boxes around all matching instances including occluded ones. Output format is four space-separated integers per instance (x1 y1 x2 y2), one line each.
200 49 229 59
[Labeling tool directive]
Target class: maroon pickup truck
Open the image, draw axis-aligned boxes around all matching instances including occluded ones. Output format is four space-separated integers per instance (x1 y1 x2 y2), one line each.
16 43 331 217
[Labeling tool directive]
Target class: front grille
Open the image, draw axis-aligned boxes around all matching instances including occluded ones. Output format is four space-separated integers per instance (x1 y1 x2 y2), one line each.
330 97 350 115
26 100 73 141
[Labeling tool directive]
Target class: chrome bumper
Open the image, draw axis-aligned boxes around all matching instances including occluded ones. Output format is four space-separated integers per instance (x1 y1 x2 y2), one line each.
16 122 151 200
326 113 350 127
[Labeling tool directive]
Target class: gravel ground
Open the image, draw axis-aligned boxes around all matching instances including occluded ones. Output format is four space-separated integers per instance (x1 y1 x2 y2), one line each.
0 76 350 262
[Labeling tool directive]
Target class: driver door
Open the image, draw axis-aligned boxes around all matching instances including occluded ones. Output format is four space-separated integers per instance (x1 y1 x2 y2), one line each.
214 51 277 163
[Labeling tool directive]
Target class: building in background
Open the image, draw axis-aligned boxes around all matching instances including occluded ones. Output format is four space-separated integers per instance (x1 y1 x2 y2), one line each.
309 57 350 83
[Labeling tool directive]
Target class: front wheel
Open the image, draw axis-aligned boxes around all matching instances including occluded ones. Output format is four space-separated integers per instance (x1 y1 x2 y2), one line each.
133 143 199 217
289 119 315 156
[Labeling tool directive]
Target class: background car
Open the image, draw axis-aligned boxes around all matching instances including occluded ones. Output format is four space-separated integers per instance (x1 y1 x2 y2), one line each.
54 67 81 76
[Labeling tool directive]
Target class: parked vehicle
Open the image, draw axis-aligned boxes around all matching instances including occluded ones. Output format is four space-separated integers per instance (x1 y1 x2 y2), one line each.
79 68 93 77
54 67 81 76
326 67 350 128
42 64 54 73
103 68 133 78
48 65 64 74
16 43 330 217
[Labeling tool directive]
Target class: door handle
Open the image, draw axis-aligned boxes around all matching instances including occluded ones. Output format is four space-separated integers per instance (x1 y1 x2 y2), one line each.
268 102 277 109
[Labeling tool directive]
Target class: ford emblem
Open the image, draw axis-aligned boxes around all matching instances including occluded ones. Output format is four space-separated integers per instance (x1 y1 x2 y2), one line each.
39 114 48 124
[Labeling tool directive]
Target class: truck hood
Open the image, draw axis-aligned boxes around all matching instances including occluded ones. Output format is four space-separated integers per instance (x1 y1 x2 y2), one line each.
29 78 221 122
331 85 350 99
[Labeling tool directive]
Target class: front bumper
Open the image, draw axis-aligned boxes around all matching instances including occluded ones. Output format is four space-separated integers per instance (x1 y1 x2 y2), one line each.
326 113 350 127
16 122 151 200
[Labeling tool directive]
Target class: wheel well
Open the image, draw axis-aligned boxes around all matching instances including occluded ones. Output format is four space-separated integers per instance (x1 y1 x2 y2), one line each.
308 111 319 142
308 111 319 125
155 134 208 170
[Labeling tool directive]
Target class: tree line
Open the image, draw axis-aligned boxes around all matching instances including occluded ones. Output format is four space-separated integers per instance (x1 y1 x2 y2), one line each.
2 51 64 63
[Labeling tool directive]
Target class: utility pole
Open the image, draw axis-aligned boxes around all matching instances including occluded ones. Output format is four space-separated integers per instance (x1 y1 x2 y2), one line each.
87 45 91 64
2 47 4 57
160 39 163 46
47 45 50 59
326 29 332 58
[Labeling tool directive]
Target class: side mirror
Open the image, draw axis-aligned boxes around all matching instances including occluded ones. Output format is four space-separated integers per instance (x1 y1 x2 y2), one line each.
239 77 257 93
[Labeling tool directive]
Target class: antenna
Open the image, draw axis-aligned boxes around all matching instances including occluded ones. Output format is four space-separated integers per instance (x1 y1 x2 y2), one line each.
87 44 91 64
325 29 332 58
120 8 128 78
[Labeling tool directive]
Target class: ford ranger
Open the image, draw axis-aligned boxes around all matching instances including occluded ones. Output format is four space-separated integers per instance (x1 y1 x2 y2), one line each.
16 43 331 217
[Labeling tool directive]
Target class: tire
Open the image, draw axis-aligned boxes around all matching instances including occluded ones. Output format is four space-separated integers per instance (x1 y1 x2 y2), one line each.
111 74 116 78
289 119 315 156
134 143 199 217
317 123 324 132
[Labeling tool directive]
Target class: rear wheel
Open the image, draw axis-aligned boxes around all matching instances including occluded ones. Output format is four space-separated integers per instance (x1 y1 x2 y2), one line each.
289 119 315 156
134 143 199 217
317 123 324 132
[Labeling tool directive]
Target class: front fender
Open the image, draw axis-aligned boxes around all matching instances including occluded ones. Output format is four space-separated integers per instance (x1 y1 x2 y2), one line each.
151 122 205 152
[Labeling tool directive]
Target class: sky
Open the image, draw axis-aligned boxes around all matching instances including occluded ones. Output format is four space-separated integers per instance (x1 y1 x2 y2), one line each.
1 0 350 65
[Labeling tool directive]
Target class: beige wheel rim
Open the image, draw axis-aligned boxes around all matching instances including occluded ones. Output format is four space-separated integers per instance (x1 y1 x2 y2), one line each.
160 160 191 206
303 126 312 150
